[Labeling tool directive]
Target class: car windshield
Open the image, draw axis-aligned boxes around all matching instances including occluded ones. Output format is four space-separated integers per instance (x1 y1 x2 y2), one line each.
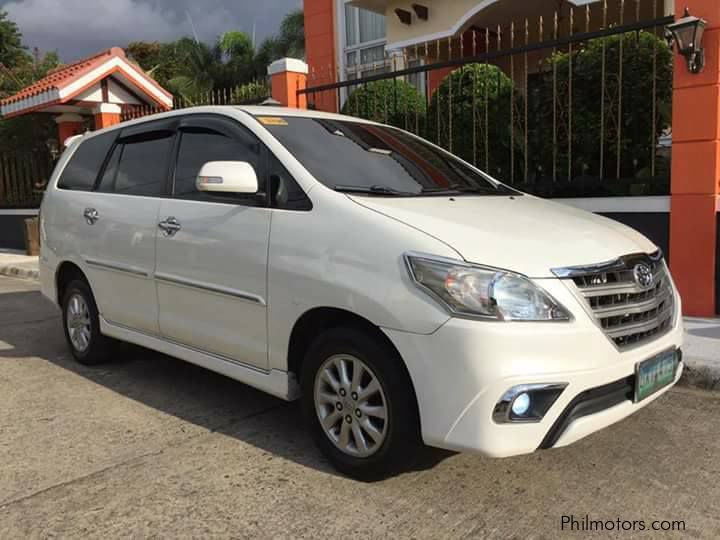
256 116 518 197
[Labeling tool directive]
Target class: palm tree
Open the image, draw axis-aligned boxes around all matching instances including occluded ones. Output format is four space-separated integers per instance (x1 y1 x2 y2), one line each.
161 9 305 103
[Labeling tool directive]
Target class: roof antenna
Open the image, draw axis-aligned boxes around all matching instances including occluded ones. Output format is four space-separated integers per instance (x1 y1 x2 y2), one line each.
186 10 200 43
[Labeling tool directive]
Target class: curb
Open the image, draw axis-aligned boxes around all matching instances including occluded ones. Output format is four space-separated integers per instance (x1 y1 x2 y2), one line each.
0 265 39 281
678 363 720 392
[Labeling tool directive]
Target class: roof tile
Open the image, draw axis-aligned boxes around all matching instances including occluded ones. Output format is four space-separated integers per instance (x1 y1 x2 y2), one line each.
1 48 123 105
0 47 171 110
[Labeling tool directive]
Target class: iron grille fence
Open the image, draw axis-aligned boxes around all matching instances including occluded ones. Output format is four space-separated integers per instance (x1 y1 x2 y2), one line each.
121 80 271 121
0 150 53 208
299 0 673 198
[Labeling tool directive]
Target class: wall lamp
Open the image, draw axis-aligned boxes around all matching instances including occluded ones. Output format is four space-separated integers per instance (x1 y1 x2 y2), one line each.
666 8 707 74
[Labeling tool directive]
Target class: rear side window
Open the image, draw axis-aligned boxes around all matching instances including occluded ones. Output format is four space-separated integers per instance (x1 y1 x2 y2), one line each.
99 131 174 196
57 131 116 190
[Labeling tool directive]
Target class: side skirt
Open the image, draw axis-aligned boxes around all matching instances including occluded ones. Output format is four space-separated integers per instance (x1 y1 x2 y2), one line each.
100 317 300 401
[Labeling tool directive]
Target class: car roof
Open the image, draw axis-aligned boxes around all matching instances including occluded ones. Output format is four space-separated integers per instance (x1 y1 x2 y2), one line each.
71 105 377 146
237 105 375 124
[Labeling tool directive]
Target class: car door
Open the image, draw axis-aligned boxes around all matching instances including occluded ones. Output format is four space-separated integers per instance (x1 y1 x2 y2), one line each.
154 115 271 369
80 119 176 334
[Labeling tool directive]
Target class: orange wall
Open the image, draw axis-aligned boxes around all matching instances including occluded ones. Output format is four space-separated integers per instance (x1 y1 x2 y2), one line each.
669 0 720 316
57 121 84 147
303 0 338 112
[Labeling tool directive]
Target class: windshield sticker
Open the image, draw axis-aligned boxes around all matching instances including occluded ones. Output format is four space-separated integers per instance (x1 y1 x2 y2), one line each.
257 117 288 126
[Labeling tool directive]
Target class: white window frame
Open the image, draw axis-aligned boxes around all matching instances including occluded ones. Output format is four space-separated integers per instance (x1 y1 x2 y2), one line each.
336 0 388 106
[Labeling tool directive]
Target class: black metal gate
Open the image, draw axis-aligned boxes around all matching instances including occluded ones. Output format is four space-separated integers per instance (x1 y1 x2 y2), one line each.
298 0 673 199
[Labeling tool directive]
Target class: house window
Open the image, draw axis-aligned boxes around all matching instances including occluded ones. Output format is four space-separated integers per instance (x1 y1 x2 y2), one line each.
343 3 387 79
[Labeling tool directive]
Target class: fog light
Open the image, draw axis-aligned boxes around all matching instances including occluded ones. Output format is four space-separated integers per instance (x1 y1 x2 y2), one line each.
511 392 531 416
493 383 568 423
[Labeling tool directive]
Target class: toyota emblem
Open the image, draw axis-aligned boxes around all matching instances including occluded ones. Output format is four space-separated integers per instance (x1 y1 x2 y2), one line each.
633 263 654 290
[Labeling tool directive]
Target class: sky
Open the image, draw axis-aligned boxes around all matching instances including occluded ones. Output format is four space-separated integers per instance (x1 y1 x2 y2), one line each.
1 0 303 62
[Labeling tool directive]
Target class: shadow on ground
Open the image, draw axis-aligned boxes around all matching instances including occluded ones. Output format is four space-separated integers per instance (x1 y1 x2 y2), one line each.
0 289 453 481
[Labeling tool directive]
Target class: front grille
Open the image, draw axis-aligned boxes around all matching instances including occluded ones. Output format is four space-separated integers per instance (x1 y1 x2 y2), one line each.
555 253 675 349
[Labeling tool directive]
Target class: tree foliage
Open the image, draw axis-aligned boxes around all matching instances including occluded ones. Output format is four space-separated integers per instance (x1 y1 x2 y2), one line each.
127 9 305 102
532 31 672 188
0 10 27 69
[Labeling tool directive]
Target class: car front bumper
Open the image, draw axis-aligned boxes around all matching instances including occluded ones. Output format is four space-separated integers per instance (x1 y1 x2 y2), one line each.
382 279 684 458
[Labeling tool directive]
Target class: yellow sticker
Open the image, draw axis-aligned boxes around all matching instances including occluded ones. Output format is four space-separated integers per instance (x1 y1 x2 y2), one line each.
257 116 288 126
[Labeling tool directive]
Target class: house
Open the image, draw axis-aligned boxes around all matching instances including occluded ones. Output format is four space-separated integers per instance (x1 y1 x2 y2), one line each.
304 0 674 110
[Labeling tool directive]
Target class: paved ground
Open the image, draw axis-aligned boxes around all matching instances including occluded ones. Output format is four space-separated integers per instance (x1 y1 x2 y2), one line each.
1 275 719 539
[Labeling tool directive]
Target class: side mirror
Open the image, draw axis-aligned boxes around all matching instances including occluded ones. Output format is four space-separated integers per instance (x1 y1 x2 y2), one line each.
196 161 258 194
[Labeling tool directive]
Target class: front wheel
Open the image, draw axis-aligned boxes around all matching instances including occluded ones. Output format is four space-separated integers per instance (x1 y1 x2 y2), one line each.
301 326 421 480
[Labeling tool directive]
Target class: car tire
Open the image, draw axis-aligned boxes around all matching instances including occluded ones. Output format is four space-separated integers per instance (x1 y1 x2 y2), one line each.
301 326 421 480
61 279 113 366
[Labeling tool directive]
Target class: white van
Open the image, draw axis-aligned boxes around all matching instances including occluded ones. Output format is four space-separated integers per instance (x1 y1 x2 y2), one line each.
39 106 683 479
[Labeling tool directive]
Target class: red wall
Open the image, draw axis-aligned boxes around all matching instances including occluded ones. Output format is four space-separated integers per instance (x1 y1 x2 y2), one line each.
303 0 338 112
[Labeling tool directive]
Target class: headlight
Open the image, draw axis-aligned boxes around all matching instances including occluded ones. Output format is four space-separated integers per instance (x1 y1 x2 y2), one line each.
404 253 571 321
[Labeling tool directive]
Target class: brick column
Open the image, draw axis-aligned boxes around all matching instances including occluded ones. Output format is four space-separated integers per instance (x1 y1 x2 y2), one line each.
303 0 337 112
669 0 720 316
268 58 309 109
93 103 122 129
55 113 85 147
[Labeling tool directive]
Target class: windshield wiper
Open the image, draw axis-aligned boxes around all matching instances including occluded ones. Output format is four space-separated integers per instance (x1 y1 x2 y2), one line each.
334 185 417 196
420 183 511 195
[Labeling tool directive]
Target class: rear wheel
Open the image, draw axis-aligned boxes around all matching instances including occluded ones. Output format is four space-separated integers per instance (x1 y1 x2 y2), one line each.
301 326 420 480
61 279 113 365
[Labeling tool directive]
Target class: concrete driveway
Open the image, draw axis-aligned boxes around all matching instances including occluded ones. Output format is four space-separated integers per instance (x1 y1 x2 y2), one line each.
1 275 718 539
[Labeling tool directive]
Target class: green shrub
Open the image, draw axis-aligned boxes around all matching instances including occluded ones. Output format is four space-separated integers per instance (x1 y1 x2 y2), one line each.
427 63 518 181
342 79 426 129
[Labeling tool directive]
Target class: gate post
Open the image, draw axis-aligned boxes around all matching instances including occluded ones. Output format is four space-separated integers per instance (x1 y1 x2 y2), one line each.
55 113 85 147
669 0 720 316
93 103 122 129
268 58 308 109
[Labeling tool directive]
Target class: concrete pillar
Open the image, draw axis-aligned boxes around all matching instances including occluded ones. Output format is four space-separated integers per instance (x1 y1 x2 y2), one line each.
268 58 309 109
93 103 122 129
669 0 720 316
55 113 85 147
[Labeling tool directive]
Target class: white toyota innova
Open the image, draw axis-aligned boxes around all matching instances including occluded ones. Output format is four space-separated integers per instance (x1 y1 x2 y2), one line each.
40 106 683 479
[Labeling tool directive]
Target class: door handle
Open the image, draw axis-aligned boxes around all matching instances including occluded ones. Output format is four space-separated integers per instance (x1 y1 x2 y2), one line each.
158 217 181 237
83 208 99 225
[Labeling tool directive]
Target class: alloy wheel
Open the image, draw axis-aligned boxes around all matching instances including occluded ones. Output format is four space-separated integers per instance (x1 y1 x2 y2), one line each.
314 354 388 458
66 293 91 352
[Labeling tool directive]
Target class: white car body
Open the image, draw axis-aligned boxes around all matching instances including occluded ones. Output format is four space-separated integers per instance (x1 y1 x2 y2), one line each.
39 106 683 461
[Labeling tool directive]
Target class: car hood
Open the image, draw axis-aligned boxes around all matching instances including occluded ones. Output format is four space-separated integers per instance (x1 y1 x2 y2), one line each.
349 194 658 277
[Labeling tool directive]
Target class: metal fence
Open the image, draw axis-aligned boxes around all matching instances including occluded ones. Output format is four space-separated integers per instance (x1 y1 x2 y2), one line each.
0 150 54 208
299 0 674 198
121 80 270 122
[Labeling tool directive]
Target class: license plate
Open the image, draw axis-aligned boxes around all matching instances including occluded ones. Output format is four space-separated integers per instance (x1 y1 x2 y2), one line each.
635 349 678 402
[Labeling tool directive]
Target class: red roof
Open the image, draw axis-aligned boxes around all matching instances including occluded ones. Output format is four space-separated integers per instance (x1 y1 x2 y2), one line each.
1 47 172 107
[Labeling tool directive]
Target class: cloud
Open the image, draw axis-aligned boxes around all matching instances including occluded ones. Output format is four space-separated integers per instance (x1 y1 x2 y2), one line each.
2 0 302 61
